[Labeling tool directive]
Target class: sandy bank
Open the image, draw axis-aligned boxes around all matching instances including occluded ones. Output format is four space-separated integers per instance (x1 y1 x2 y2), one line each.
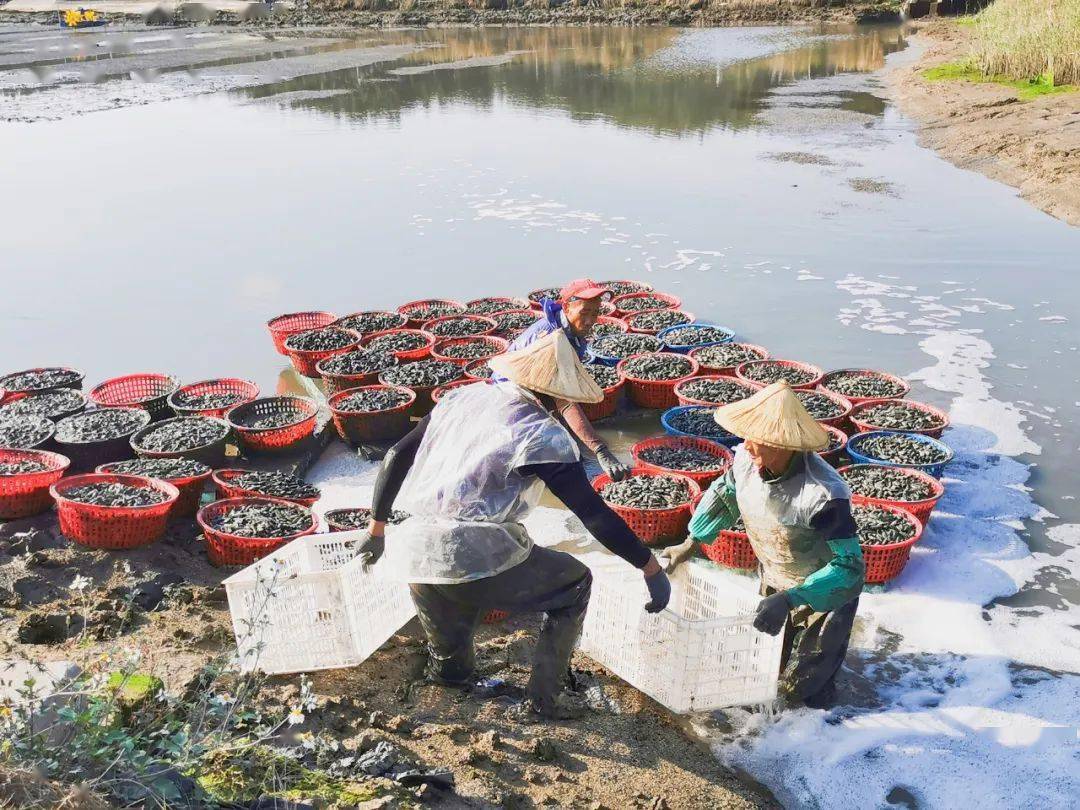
885 20 1080 227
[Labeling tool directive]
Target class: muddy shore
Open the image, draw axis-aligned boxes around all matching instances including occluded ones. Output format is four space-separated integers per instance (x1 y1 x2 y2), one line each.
885 20 1080 227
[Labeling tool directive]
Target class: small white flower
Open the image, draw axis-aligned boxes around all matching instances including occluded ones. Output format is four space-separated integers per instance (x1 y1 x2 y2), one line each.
69 574 92 593
287 706 305 726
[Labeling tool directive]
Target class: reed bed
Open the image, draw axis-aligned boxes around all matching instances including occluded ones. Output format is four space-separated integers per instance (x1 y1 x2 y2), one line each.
971 0 1080 86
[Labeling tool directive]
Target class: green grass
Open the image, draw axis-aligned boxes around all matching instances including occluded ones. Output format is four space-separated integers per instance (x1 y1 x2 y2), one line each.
923 60 1078 100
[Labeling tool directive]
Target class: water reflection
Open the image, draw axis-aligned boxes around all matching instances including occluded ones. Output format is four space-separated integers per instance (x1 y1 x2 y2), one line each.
243 24 906 135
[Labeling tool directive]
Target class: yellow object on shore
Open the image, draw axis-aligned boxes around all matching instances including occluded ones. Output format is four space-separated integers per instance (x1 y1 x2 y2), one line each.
63 8 100 27
713 380 829 451
488 330 603 404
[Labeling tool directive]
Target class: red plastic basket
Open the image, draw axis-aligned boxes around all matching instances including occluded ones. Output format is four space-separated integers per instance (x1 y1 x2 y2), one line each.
421 315 497 340
735 359 824 391
0 449 70 519
211 468 321 507
526 287 562 311
818 368 911 407
589 315 630 337
378 365 462 419
849 398 950 440
267 311 336 355
592 468 700 545
168 378 260 419
858 505 925 585
284 327 361 378
700 529 758 569
0 367 85 395
579 374 624 421
197 496 317 566
316 354 398 396
838 464 944 526
226 397 318 456
818 424 849 468
431 379 483 403
482 610 509 624
361 328 436 363
97 461 210 519
599 279 654 295
796 389 854 431
689 343 770 376
431 336 509 366
54 407 152 473
331 311 407 337
464 359 496 381
611 291 681 317
465 297 531 315
130 416 231 468
397 299 466 328
89 374 182 421
626 310 696 335
674 374 758 407
328 385 417 445
490 309 541 340
51 473 178 549
631 436 734 488
616 353 699 410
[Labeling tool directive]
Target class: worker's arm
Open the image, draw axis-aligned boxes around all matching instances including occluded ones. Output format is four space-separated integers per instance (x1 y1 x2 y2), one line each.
369 415 430 535
558 399 631 481
520 460 653 569
785 499 865 612
687 468 741 543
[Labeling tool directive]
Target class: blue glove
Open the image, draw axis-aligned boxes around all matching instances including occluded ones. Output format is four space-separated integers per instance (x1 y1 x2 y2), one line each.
644 569 671 614
753 591 791 636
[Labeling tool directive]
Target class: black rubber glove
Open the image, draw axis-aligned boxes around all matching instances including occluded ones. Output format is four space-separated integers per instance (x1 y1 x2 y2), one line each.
644 569 671 614
596 446 632 482
357 532 385 570
753 591 791 636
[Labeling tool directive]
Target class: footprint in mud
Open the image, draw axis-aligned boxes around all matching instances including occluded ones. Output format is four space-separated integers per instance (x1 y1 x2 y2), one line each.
848 177 901 197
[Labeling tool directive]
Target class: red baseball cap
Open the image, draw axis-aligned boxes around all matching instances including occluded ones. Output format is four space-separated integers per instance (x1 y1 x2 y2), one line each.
559 278 611 301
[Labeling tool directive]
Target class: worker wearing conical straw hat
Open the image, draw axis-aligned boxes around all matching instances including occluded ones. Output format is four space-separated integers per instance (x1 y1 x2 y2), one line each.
662 381 865 709
360 330 671 721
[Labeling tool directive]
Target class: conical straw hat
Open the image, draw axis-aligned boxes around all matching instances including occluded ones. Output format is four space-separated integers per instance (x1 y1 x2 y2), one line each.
713 380 829 451
488 330 604 404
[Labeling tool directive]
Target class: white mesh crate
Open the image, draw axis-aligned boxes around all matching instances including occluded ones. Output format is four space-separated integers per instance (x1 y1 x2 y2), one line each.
579 560 783 713
224 530 415 676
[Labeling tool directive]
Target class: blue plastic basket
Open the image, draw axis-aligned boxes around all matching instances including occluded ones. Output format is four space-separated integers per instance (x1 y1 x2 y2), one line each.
657 323 735 354
661 405 741 448
846 430 954 479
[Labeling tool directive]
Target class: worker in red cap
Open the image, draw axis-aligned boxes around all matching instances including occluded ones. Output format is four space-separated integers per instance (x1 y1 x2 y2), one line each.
500 278 632 481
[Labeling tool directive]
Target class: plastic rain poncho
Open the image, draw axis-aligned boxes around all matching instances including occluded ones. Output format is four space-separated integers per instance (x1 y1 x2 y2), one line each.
386 382 580 584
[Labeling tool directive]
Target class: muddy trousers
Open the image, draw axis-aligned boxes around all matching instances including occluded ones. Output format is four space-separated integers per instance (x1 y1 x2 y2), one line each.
409 546 592 709
766 586 859 708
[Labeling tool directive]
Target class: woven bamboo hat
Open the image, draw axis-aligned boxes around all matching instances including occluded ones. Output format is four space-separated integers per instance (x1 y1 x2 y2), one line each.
713 380 830 451
488 329 604 404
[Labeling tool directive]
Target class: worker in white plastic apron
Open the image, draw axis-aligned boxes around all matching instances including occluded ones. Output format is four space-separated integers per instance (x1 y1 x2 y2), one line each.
662 381 865 708
359 330 671 720
497 277 633 482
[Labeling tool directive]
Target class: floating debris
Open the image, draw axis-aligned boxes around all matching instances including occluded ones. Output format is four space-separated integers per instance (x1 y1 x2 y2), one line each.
284 327 356 353
0 459 49 475
326 507 410 529
855 433 950 465
662 326 733 348
63 482 168 508
600 474 692 509
438 340 502 360
336 388 413 412
405 301 465 321
622 353 694 381
56 409 147 443
465 298 522 315
381 361 462 389
493 311 539 332
600 280 651 297
230 471 320 501
617 294 674 313
638 445 727 472
667 407 732 439
839 466 934 502
366 331 429 354
106 457 210 479
692 343 766 367
857 402 945 431
335 312 406 335
425 317 492 338
628 310 692 332
0 368 81 393
209 502 311 538
796 391 847 420
171 390 245 411
591 333 662 360
528 287 561 304
823 371 907 400
319 349 397 376
740 361 818 386
0 389 84 420
854 503 917 546
135 417 228 453
678 377 754 404
585 364 621 389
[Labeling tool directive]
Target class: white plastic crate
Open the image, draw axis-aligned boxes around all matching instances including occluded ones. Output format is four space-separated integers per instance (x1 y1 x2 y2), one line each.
579 560 783 713
224 530 416 675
